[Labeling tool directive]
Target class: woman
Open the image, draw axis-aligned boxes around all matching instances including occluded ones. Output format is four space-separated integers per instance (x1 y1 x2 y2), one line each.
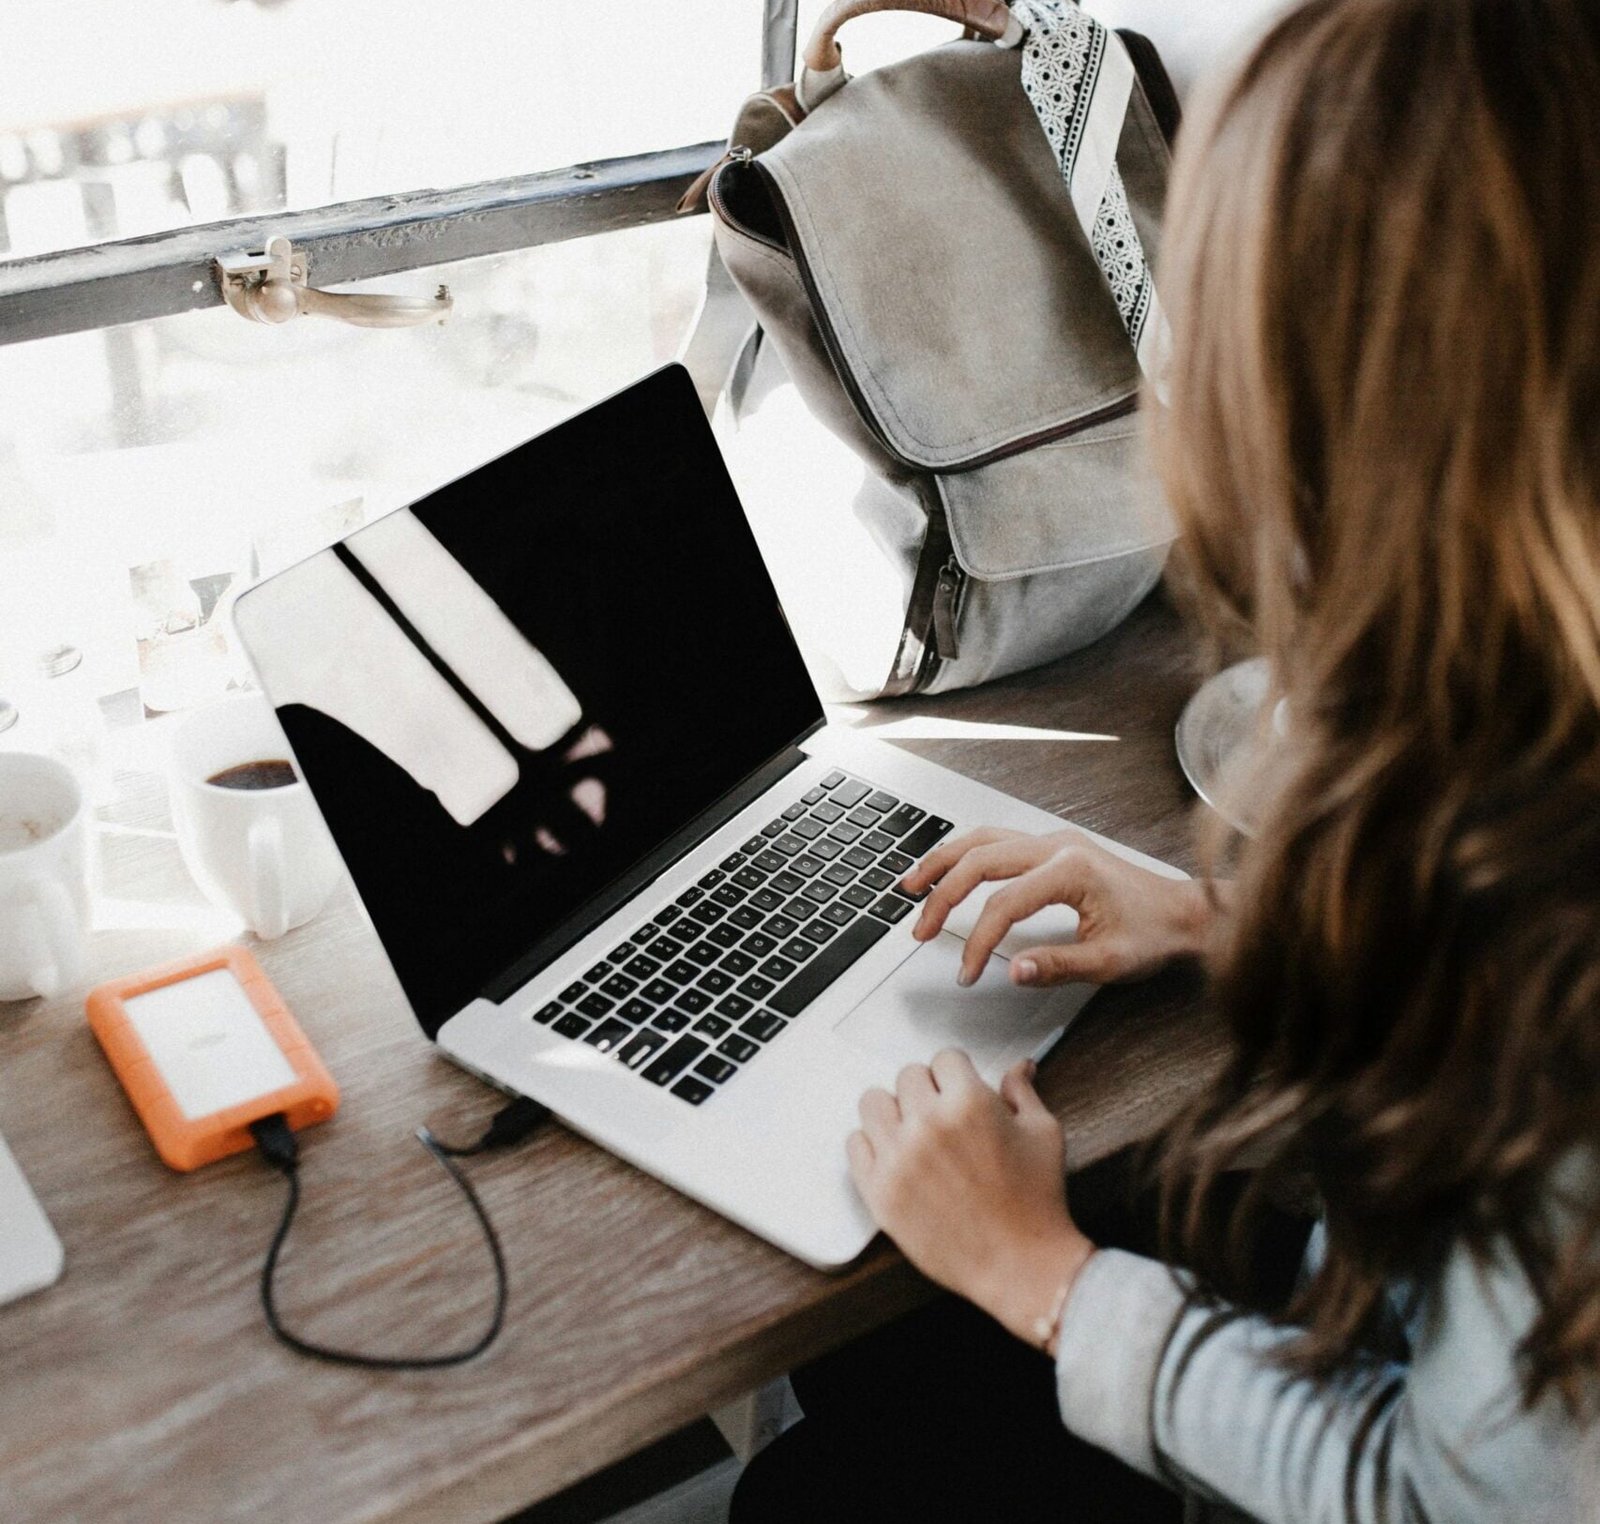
735 0 1600 1517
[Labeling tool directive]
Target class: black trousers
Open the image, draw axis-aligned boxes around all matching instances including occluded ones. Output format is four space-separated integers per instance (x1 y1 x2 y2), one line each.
731 1155 1310 1524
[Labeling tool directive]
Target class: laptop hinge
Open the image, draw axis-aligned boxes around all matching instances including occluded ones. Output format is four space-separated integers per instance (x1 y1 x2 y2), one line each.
479 740 816 1007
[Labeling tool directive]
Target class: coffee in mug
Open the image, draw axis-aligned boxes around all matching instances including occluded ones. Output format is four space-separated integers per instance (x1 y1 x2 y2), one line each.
0 752 93 1001
168 697 341 940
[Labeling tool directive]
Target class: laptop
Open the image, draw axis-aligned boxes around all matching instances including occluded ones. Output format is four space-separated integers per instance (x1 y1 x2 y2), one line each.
231 363 1183 1268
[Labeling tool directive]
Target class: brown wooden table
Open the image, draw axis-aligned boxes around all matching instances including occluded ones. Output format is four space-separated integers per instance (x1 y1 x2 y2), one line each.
0 594 1223 1524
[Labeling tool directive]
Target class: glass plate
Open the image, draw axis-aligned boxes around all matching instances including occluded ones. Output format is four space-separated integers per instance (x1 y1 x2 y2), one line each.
1174 657 1270 835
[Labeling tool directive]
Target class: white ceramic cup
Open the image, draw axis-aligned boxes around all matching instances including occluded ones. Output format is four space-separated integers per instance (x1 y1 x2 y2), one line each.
0 752 93 1001
167 696 342 940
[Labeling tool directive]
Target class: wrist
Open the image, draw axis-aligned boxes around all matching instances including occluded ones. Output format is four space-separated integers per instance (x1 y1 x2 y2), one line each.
1169 877 1220 960
980 1224 1096 1352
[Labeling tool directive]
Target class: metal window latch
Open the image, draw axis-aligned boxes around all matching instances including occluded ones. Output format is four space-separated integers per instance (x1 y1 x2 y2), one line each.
214 235 452 328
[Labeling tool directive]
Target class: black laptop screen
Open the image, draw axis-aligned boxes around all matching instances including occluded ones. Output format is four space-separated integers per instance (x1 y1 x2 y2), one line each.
238 366 823 1037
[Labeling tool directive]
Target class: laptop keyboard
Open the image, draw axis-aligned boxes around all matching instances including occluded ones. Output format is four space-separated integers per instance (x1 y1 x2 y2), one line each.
530 770 952 1105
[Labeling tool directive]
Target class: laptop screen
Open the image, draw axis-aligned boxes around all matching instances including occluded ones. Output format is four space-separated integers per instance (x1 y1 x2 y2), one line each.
235 365 823 1037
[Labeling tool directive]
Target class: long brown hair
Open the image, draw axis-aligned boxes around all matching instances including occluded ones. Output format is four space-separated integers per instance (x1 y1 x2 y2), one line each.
1152 0 1600 1407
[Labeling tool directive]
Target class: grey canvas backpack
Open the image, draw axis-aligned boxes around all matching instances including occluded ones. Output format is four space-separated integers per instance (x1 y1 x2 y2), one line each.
681 0 1180 697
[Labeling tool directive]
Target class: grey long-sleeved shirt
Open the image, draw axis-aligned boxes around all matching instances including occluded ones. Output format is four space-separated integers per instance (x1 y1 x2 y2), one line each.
1054 1225 1600 1521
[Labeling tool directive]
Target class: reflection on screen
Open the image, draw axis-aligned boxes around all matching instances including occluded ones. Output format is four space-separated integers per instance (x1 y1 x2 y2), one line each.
240 367 822 1036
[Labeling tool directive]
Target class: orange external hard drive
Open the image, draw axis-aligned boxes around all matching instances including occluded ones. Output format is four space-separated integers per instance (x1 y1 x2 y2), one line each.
86 945 338 1171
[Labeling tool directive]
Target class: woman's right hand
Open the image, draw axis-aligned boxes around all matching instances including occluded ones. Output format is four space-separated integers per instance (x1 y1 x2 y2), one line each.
901 827 1216 989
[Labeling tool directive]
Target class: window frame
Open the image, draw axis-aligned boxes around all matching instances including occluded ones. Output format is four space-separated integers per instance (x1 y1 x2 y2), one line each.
0 1 797 347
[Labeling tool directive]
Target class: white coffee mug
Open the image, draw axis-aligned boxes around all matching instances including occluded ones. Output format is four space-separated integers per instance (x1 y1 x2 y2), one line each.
167 696 342 940
0 752 93 1001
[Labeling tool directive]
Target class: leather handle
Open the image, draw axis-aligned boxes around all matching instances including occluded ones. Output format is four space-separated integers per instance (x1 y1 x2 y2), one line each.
803 0 1015 73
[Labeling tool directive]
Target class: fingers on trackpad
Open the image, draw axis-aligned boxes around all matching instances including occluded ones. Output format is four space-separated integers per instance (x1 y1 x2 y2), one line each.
832 931 1083 1080
938 886 1080 961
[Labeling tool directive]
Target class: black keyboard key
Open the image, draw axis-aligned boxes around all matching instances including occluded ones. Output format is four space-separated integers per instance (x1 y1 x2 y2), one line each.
766 914 800 939
685 941 720 966
823 902 858 927
782 802 806 821
792 818 825 840
780 938 817 962
861 830 894 853
829 822 865 845
801 920 838 944
720 951 756 976
561 981 587 1004
741 1010 787 1043
848 805 882 829
811 838 843 861
645 935 685 961
584 1018 632 1053
740 836 765 855
553 1012 591 1039
663 959 700 985
821 770 847 789
772 834 805 858
687 901 726 926
881 851 915 876
599 974 638 1000
534 1000 563 1025
791 854 825 878
803 880 838 903
771 870 804 895
709 923 743 948
860 867 894 891
623 954 662 980
741 932 775 958
751 888 784 912
633 921 662 943
738 974 776 1000
585 961 614 983
758 955 798 982
618 1029 667 1069
879 803 926 838
842 845 874 868
716 993 754 1019
842 885 876 909
721 852 748 872
695 1055 738 1084
713 884 743 908
753 850 787 873
900 816 955 858
578 992 615 1019
770 916 889 1017
699 868 726 889
812 800 845 824
802 786 826 805
869 893 916 924
761 820 786 838
619 998 654 1023
729 906 763 930
865 790 899 814
610 941 641 962
641 979 677 1005
822 864 855 887
656 903 684 926
699 969 735 995
642 1036 708 1086
733 867 766 891
782 897 815 920
718 1035 760 1063
676 887 704 907
652 1009 691 1032
693 1013 731 1038
678 988 713 1014
671 1076 715 1106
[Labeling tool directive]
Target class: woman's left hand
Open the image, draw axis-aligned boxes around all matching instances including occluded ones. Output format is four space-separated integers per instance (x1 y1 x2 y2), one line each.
847 1050 1095 1348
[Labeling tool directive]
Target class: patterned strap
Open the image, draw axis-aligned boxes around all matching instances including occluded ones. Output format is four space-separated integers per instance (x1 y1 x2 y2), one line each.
1011 0 1171 400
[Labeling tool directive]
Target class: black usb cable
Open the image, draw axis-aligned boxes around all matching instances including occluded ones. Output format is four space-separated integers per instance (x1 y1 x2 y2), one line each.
249 1096 550 1369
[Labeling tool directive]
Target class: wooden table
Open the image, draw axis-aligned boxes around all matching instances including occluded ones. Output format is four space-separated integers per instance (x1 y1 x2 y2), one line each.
0 594 1223 1524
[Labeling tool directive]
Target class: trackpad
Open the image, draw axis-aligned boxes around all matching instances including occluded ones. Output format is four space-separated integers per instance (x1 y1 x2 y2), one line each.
833 931 1093 1084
